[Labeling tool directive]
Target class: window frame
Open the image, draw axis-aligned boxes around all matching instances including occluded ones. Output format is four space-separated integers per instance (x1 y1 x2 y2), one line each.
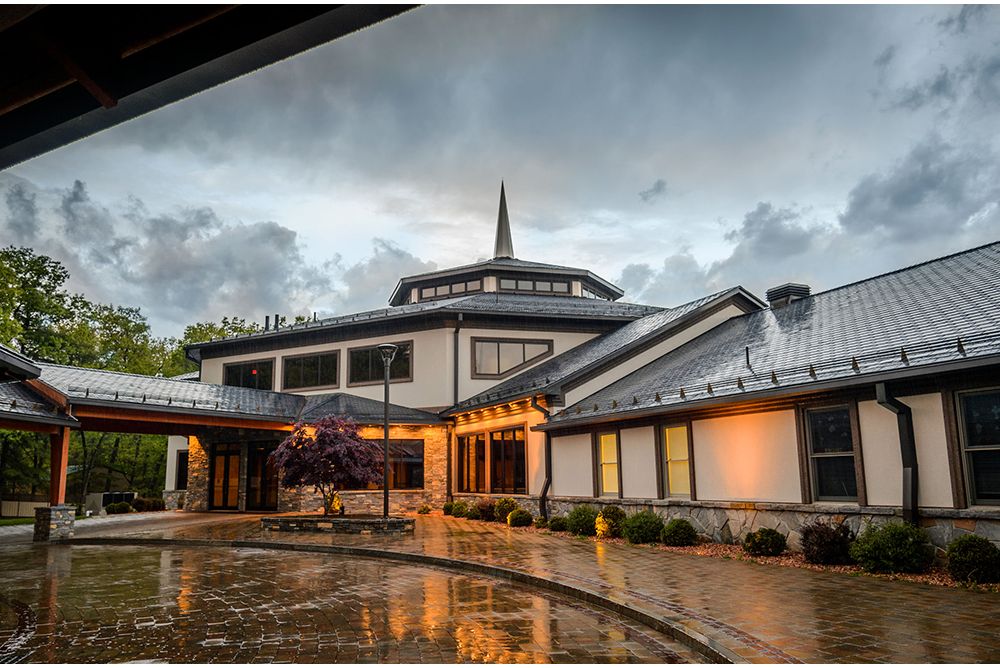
175 449 189 491
593 430 622 498
658 422 694 499
346 340 414 387
221 357 275 391
957 387 1000 506
280 350 340 391
455 424 529 496
470 337 554 380
457 433 488 493
799 402 865 504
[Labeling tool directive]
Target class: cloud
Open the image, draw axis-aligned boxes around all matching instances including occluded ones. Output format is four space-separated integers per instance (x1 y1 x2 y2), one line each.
327 239 438 314
873 46 895 70
4 180 38 244
638 179 668 203
938 5 988 34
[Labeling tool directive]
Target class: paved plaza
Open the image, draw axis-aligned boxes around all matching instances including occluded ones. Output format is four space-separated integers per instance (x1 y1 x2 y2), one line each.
3 512 1000 663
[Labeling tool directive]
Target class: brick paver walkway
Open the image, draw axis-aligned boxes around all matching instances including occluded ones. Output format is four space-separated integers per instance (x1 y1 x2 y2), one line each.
82 513 1000 664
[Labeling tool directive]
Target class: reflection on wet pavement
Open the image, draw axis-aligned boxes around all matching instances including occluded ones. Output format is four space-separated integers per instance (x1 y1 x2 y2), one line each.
0 543 699 663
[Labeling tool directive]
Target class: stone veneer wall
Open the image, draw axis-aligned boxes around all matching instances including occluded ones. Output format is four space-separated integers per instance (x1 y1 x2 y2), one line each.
162 490 186 511
184 437 210 511
544 496 1000 554
33 505 75 541
278 424 450 515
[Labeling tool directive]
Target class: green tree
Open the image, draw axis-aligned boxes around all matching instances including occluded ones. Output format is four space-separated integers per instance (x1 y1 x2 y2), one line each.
0 246 78 361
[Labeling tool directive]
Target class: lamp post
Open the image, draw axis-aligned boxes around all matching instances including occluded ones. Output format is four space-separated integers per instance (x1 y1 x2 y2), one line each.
376 343 398 520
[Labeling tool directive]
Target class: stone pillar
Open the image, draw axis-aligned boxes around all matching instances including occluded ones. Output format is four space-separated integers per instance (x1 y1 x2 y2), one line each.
49 427 70 506
34 505 75 542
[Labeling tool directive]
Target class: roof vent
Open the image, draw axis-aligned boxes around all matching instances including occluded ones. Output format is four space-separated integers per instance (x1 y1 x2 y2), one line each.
765 283 810 308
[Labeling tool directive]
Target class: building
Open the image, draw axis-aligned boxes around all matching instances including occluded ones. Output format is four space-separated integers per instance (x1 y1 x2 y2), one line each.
159 187 1000 549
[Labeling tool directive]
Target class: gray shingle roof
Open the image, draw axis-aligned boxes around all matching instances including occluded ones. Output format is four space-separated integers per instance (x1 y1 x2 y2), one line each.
450 287 761 412
546 241 1000 428
0 379 77 426
300 393 443 424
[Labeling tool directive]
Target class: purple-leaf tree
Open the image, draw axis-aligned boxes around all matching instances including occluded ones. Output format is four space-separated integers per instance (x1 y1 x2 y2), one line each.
269 416 383 515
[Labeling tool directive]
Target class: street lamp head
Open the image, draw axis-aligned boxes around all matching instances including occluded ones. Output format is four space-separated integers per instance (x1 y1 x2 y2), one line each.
376 343 398 364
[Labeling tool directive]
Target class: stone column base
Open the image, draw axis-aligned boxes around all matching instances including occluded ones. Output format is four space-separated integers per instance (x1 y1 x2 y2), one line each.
34 504 76 542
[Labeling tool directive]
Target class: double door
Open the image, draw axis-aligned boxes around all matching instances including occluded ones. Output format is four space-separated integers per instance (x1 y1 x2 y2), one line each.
209 442 279 511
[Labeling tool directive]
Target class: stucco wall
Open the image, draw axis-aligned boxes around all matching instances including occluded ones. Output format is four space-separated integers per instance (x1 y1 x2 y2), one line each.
860 392 953 508
564 304 746 406
620 426 658 498
550 433 593 497
692 410 802 503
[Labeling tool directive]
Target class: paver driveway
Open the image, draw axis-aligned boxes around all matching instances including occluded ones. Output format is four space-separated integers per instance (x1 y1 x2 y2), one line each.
75 512 1000 664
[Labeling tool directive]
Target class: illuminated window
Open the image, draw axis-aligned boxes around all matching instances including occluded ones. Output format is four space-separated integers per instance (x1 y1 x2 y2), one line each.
472 338 553 378
223 359 274 390
598 432 619 496
960 389 1000 505
663 425 690 497
491 428 526 494
806 406 857 501
345 440 423 490
348 342 412 385
458 434 487 493
282 351 338 390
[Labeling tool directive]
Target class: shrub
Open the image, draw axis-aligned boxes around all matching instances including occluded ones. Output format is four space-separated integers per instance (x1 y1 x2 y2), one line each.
417 504 431 515
104 501 133 515
850 522 932 573
595 505 626 539
548 516 568 532
622 510 664 544
566 504 599 536
450 501 469 518
661 518 698 547
743 528 787 557
533 517 548 529
494 497 519 524
132 497 166 512
464 504 481 520
508 508 533 527
801 521 854 565
946 534 1000 584
475 499 496 522
442 501 455 516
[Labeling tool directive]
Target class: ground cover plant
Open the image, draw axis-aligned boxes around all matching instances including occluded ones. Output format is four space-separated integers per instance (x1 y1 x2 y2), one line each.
622 510 663 544
743 528 787 556
595 505 626 539
566 504 599 536
104 501 133 514
450 501 469 518
475 498 496 521
850 522 932 573
417 504 431 515
464 504 481 520
661 518 698 546
442 501 454 515
547 516 568 532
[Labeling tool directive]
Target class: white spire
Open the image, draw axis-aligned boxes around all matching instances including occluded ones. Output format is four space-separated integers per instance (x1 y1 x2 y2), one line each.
493 181 514 259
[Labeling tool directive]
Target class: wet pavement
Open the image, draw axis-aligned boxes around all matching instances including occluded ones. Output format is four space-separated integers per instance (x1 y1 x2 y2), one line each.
0 542 698 663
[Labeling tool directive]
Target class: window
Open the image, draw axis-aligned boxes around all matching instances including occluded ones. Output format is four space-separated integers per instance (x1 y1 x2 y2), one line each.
345 440 424 490
223 359 274 390
458 434 487 493
496 278 572 295
175 450 188 490
805 406 857 501
553 282 569 293
500 278 517 290
467 280 482 291
960 389 1000 505
282 351 339 390
472 338 553 378
348 342 412 385
435 285 450 296
490 428 526 494
598 432 619 496
421 287 434 299
663 425 690 497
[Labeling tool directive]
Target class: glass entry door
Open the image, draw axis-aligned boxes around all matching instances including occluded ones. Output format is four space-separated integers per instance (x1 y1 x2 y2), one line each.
210 444 241 510
246 443 279 511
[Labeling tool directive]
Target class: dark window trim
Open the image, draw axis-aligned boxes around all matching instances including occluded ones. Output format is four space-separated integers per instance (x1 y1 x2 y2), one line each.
470 336 554 380
280 350 340 391
221 357 276 391
957 386 1000 507
657 422 694 500
942 389 968 509
175 448 189 491
488 422 529 496
798 401 865 504
456 432 488 494
592 429 622 498
346 340 414 387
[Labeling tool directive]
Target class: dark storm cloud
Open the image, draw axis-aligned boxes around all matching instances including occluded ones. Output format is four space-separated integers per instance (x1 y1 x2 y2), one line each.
638 179 667 203
938 5 988 34
891 66 968 111
4 180 38 243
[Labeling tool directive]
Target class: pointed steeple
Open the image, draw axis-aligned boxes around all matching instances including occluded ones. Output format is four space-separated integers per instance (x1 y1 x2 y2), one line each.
493 181 515 259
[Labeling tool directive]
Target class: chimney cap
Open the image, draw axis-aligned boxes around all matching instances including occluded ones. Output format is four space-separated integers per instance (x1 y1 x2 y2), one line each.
766 282 810 308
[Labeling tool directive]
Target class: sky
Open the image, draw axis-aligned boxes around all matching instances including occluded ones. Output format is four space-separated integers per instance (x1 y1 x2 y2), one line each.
2 4 1000 338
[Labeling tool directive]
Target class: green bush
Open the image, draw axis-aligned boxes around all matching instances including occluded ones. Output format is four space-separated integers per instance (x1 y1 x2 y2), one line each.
801 521 854 565
464 504 481 520
508 508 533 527
442 501 455 516
548 516 568 532
475 499 496 521
622 510 664 544
743 528 787 557
132 497 166 512
661 518 698 547
417 504 432 515
566 504 599 536
533 517 548 529
494 497 519 524
450 501 469 518
104 501 133 515
946 534 1000 584
595 505 627 539
850 522 932 573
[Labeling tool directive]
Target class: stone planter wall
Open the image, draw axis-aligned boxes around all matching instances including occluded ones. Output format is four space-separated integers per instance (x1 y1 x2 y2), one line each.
451 493 542 518
261 515 414 534
33 505 75 541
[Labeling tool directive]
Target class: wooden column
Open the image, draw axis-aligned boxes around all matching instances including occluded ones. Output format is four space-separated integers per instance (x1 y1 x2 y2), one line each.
49 427 70 506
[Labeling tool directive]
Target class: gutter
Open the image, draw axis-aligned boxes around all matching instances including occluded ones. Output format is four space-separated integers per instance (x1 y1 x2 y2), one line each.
876 383 919 525
453 313 463 405
529 396 552 519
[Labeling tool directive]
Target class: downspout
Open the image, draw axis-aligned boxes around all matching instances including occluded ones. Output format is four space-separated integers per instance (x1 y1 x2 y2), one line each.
530 396 551 520
876 383 919 525
453 313 462 405
447 313 462 504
